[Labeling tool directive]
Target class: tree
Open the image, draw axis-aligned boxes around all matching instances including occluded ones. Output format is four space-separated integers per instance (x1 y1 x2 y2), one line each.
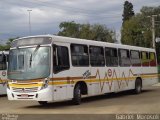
122 1 135 23
121 14 152 47
121 6 160 48
5 37 19 49
58 21 80 38
0 37 18 51
140 6 160 39
58 21 115 43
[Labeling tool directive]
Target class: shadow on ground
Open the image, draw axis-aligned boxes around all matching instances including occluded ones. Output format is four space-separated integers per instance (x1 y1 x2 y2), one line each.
23 89 156 109
0 94 7 97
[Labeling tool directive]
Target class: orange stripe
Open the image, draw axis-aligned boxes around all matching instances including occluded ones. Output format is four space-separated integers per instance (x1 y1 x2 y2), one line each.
50 76 96 81
8 72 159 83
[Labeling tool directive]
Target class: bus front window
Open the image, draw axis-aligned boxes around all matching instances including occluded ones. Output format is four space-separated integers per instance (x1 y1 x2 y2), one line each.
8 46 50 80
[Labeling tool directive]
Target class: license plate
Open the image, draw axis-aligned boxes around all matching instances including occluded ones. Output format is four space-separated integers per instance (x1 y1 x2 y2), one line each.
21 94 28 98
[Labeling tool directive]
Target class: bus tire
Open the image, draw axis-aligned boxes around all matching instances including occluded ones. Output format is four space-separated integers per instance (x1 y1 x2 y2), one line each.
73 84 81 105
38 101 48 105
134 78 142 94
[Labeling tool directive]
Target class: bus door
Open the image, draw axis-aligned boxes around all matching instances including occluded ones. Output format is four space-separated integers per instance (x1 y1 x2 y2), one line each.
52 43 70 100
0 53 7 94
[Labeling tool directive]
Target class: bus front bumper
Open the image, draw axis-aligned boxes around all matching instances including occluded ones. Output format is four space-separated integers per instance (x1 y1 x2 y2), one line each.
7 87 53 101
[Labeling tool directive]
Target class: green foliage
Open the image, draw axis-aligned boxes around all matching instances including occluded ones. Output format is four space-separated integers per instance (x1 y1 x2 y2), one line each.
122 1 135 23
58 21 80 38
0 37 18 51
121 14 152 47
121 6 160 48
58 21 115 43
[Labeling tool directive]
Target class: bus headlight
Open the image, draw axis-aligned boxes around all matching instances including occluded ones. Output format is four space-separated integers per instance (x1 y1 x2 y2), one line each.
41 80 49 90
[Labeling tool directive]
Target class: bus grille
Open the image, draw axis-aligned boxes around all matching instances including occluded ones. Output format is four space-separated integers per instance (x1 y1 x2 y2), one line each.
12 87 39 93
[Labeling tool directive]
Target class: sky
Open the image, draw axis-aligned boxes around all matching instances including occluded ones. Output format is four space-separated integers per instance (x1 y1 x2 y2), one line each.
0 0 160 44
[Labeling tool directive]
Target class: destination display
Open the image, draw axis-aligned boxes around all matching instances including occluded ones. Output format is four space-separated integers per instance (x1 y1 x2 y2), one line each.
11 37 52 47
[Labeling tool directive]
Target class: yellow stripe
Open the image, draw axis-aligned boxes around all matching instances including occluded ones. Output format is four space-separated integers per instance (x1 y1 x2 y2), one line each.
48 76 158 86
49 81 68 85
9 83 43 88
8 74 159 87
0 79 9 83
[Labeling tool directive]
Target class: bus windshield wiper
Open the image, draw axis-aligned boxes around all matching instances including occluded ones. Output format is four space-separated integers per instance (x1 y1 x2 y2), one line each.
29 54 32 67
29 45 40 67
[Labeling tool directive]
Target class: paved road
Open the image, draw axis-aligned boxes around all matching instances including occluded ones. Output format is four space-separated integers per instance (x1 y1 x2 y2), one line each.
0 85 160 114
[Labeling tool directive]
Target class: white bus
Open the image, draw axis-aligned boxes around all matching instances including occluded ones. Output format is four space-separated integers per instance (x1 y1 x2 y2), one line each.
0 51 9 95
7 35 158 105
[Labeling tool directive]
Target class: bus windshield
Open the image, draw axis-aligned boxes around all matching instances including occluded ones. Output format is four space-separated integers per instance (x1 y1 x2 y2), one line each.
8 46 50 80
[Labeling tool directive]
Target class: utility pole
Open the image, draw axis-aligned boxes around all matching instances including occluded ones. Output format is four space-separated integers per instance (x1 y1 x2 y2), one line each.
27 9 32 35
148 15 157 48
151 15 157 49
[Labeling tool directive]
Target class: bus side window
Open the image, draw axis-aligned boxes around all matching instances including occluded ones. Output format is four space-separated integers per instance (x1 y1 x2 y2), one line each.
89 46 105 66
150 52 156 66
53 45 70 73
130 50 141 66
141 51 149 66
0 54 7 70
105 47 118 66
71 44 89 66
119 49 131 66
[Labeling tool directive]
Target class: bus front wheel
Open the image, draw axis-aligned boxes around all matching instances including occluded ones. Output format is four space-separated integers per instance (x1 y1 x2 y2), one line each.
72 84 81 105
134 78 142 94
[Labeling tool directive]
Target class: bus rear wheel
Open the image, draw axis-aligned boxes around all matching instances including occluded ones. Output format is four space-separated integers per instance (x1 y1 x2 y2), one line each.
72 84 81 105
38 101 48 105
134 78 142 94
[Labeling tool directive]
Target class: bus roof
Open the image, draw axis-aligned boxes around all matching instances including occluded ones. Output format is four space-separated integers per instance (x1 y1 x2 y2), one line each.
13 34 155 52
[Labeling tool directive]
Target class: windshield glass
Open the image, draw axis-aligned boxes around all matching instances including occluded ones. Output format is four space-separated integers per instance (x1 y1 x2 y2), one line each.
8 46 50 80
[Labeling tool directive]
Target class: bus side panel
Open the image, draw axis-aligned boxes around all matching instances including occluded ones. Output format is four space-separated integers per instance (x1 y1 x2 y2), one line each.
0 70 7 95
128 66 142 90
0 52 8 95
105 67 118 93
90 67 102 95
116 67 130 92
90 67 115 95
142 66 158 86
114 66 142 92
69 67 91 95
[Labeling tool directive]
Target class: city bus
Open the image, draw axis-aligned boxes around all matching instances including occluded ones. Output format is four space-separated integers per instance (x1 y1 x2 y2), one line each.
7 35 158 105
0 51 9 95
